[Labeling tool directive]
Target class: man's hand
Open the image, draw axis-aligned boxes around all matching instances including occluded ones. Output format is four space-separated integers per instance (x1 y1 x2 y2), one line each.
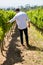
6 21 10 24
28 22 30 28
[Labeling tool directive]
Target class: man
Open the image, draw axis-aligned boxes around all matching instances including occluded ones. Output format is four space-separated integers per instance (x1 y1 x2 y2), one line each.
8 8 30 47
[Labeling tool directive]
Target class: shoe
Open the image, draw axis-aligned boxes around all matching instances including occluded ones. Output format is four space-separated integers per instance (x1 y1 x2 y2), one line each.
22 44 25 46
27 45 31 48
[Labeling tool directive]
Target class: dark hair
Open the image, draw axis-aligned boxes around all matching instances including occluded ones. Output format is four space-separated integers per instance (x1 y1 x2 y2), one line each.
15 8 20 12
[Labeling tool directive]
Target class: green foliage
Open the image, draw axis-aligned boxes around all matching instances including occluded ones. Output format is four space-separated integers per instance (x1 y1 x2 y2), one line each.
26 8 43 29
0 27 4 41
0 10 16 41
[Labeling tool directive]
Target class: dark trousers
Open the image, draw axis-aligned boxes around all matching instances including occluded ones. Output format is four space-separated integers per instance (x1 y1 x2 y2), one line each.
19 28 29 46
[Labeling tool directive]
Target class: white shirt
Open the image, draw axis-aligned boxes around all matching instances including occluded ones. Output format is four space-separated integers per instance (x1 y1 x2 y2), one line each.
9 11 30 29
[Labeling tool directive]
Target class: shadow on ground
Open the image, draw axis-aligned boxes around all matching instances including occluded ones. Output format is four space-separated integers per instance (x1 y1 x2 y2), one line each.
1 25 24 65
27 45 43 51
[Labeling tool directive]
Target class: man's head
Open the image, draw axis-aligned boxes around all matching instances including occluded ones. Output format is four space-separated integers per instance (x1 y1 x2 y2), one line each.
15 8 20 13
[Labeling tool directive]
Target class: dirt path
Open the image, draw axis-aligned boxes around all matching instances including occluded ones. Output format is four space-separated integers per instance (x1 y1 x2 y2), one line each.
0 23 43 65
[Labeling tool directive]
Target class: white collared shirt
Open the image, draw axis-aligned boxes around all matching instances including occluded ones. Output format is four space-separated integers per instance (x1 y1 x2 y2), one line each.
9 11 30 29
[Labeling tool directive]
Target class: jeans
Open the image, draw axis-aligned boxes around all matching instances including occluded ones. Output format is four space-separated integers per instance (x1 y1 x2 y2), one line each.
19 28 29 46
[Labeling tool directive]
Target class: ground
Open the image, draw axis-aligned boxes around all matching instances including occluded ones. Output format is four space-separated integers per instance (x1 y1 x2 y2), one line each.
0 23 43 65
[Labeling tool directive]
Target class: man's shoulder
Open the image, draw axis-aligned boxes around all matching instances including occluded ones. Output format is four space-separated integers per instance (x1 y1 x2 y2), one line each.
20 11 26 14
17 11 26 15
15 11 26 17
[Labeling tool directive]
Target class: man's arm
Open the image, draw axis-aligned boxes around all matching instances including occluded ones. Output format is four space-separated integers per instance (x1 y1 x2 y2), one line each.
9 16 16 23
26 16 30 28
7 16 16 24
25 14 30 28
